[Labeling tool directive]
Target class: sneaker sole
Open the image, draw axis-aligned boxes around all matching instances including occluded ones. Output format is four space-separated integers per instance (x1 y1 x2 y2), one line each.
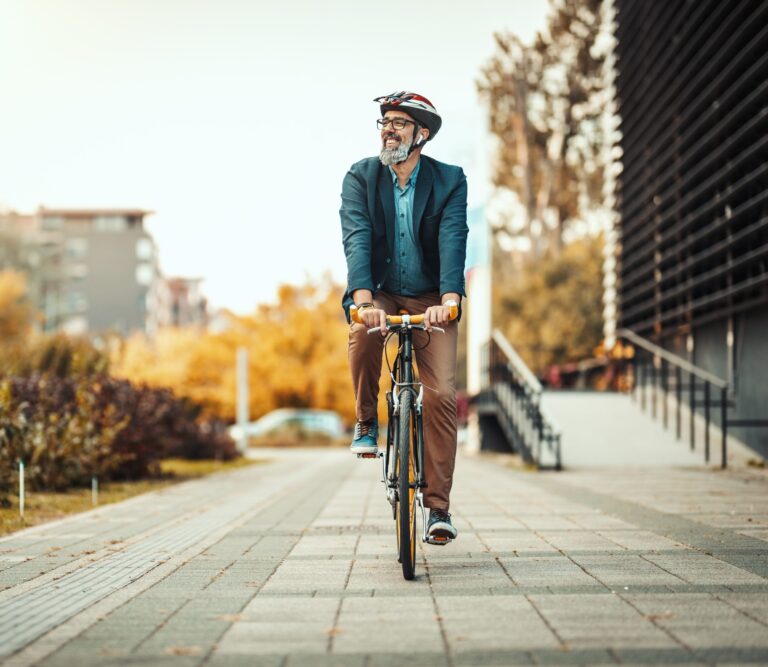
350 446 378 455
428 524 457 540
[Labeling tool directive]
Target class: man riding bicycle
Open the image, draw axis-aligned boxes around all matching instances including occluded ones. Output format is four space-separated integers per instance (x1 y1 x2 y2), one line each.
339 91 468 542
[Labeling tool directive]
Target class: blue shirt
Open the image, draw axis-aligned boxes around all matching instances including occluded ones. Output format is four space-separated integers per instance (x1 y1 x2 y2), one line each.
382 161 436 296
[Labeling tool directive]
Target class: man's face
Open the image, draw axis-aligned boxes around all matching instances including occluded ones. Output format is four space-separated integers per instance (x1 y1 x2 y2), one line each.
379 110 420 166
380 110 416 149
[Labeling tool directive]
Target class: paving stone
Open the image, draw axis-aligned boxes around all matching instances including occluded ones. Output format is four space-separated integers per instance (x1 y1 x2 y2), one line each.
452 649 533 665
569 554 686 587
207 656 284 667
438 594 559 652
368 653 451 666
498 555 602 588
530 647 618 665
286 655 367 667
1 449 766 667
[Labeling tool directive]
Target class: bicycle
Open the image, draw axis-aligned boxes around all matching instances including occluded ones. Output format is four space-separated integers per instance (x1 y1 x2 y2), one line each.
350 303 459 580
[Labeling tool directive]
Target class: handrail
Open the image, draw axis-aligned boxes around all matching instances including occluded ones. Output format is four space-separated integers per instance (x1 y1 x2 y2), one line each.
617 328 728 389
492 329 542 394
484 331 561 470
613 328 762 468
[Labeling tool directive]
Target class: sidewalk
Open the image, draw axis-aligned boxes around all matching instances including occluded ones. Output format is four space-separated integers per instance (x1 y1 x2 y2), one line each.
1 448 767 666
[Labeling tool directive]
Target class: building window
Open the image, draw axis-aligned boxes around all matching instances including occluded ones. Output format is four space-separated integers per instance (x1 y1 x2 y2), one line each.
135 263 154 286
68 263 88 279
66 291 88 313
41 216 64 230
62 316 88 335
64 218 90 231
93 215 128 232
136 237 154 260
64 237 89 260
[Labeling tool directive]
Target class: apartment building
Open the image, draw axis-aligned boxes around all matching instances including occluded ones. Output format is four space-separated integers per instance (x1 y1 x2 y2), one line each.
147 276 208 332
1 207 162 335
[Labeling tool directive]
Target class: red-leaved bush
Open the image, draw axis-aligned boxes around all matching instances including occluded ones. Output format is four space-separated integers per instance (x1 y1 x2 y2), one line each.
0 375 237 505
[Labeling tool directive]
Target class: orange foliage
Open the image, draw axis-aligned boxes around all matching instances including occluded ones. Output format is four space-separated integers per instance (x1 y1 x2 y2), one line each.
111 278 376 426
0 270 35 340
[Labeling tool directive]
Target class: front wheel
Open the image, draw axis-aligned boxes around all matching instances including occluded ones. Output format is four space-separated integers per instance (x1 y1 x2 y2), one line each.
396 390 417 580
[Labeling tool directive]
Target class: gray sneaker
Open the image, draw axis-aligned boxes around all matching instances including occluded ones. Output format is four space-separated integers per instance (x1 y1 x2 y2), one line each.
427 509 457 542
350 419 378 455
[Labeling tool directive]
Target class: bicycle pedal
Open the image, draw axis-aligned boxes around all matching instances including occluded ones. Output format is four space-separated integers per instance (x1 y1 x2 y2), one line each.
356 452 379 459
426 536 452 546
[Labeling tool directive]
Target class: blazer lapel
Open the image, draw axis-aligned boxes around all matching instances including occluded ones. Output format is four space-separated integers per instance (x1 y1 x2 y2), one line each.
413 158 434 240
377 164 395 252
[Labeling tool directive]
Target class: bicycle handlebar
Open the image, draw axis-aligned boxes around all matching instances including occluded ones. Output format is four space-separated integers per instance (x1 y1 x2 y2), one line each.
349 303 459 326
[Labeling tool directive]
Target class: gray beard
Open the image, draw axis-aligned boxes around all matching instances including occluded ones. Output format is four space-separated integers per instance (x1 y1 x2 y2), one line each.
379 137 411 165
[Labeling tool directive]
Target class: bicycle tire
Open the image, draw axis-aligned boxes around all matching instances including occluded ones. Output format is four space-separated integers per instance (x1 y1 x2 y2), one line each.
397 390 417 580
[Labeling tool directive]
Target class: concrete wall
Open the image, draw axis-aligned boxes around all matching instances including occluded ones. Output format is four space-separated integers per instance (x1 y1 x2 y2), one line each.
732 305 768 457
669 306 768 459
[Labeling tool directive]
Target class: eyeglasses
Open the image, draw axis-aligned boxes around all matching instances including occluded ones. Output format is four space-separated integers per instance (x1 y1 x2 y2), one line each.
377 117 416 131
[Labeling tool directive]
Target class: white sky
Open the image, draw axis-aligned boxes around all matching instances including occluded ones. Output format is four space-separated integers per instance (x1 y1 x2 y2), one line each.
0 0 549 313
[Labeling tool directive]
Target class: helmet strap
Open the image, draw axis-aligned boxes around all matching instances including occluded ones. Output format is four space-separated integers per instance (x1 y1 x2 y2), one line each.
407 123 424 156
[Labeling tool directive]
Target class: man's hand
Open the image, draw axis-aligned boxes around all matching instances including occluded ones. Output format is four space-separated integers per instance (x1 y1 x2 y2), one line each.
424 294 460 331
359 306 387 336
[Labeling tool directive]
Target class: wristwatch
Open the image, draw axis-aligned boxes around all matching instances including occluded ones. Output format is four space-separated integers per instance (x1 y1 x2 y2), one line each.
442 299 458 308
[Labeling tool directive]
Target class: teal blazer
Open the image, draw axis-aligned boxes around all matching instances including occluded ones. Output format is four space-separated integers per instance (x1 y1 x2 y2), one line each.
339 155 468 321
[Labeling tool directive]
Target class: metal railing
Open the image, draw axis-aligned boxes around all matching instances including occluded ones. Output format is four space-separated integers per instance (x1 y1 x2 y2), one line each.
482 330 562 470
618 328 768 468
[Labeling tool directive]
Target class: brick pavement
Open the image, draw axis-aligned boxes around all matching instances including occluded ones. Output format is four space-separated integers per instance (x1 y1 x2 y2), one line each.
1 448 767 666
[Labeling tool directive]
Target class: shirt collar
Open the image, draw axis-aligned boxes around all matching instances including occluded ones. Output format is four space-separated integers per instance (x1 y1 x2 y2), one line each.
389 159 421 190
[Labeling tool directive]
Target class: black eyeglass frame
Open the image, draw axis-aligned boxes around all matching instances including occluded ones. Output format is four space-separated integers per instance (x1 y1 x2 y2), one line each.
376 117 417 131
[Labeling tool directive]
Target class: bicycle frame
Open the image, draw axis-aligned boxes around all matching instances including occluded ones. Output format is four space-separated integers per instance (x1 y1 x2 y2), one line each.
380 320 443 546
350 303 459 560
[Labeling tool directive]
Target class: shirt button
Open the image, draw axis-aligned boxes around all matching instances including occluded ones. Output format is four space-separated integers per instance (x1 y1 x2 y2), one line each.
400 233 405 237
400 213 404 218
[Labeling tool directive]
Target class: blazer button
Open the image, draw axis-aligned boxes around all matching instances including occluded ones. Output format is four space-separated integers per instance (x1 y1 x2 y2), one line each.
386 257 391 263
376 283 381 289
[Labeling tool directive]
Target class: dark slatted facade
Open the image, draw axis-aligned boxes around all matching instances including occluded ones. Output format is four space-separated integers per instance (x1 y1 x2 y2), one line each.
614 0 768 455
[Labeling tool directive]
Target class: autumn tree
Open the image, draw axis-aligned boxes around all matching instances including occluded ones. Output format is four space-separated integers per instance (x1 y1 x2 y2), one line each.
475 0 614 372
0 269 35 342
477 0 608 257
112 276 360 425
494 235 605 374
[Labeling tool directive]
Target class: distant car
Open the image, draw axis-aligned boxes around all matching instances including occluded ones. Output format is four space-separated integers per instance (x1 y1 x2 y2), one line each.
228 408 345 441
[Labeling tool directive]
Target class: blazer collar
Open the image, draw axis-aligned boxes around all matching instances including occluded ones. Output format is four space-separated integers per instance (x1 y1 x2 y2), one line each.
412 158 433 238
377 164 395 251
378 157 434 242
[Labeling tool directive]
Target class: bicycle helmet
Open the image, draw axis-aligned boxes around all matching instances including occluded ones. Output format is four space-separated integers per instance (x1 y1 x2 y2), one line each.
374 91 442 142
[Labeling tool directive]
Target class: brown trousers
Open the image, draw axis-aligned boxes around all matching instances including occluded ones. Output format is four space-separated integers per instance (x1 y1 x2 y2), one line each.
348 291 458 511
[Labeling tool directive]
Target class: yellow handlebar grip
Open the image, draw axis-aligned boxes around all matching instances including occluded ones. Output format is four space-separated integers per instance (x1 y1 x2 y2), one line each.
350 303 458 326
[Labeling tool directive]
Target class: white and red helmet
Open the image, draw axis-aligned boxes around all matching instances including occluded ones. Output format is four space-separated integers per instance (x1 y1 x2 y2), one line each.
374 91 442 141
